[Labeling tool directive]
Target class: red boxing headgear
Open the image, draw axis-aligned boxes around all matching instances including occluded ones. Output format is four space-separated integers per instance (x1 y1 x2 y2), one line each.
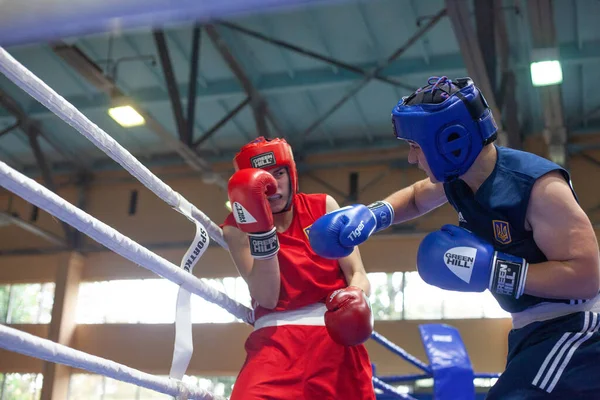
233 137 298 212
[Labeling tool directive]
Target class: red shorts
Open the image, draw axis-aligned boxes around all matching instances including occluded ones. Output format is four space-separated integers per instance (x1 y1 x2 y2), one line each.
231 310 375 400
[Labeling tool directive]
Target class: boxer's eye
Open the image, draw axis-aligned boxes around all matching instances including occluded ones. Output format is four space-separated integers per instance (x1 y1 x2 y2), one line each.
271 167 286 178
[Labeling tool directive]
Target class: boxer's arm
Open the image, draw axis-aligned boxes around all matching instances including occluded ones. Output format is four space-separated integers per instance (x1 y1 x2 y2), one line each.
325 195 371 296
223 224 280 309
383 178 448 224
524 171 600 299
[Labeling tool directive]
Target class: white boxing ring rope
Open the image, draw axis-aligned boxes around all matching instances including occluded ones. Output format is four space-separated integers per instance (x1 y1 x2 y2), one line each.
0 48 228 251
0 160 251 397
0 324 224 400
0 40 258 397
0 44 253 399
0 161 251 323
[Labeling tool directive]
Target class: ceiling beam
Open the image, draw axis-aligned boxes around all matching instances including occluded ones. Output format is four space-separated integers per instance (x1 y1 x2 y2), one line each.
187 25 202 145
0 122 19 139
193 97 250 149
12 56 460 120
494 0 522 149
153 30 190 146
0 210 68 248
526 0 567 166
300 7 447 141
11 39 600 121
51 42 228 189
217 21 413 90
474 0 497 95
26 129 74 243
0 86 91 172
0 83 89 246
205 24 281 138
445 0 508 146
20 136 408 176
17 126 600 178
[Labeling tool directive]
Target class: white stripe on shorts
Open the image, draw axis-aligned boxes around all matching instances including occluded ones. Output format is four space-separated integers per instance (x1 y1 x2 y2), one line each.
531 312 600 393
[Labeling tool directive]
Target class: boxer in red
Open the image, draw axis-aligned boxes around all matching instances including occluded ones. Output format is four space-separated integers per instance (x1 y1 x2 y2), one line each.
222 136 376 400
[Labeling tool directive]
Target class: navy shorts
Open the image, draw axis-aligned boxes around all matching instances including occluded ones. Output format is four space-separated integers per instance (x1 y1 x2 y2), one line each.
486 311 600 399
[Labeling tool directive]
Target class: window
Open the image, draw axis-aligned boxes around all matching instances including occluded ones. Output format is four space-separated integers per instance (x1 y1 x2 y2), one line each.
0 286 8 322
76 280 177 324
0 373 43 400
76 278 251 324
67 374 103 399
473 377 500 388
387 272 510 320
368 272 404 320
375 377 497 397
192 277 252 323
369 271 510 320
67 374 235 400
0 284 55 324
402 271 444 320
75 272 509 324
181 376 235 398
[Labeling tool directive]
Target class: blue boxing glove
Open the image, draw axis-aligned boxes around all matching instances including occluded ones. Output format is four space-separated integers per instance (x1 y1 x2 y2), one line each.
309 201 394 259
417 225 529 299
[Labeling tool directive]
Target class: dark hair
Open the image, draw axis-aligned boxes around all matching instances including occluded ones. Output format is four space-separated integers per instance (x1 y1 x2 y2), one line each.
405 76 461 105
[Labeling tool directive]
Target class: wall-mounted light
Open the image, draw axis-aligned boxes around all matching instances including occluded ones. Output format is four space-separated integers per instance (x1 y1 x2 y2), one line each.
108 105 145 127
530 48 563 87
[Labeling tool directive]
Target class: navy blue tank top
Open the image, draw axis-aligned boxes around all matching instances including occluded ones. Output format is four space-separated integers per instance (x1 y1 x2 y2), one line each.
443 145 582 313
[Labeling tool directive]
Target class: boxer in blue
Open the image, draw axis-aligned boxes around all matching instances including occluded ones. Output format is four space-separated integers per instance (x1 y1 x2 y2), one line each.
308 76 600 399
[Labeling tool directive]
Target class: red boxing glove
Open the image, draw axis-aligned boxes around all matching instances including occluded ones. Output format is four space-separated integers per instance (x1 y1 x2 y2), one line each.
325 286 374 346
228 169 279 259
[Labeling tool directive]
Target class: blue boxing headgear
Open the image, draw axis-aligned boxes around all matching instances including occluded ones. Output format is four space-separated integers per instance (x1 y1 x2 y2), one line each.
391 76 498 182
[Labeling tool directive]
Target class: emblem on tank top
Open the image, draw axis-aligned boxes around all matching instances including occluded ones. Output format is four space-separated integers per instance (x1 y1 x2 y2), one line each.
303 224 312 239
493 220 512 244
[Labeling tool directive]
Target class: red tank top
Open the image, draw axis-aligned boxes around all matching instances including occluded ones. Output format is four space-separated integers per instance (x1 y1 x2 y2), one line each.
222 193 347 320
